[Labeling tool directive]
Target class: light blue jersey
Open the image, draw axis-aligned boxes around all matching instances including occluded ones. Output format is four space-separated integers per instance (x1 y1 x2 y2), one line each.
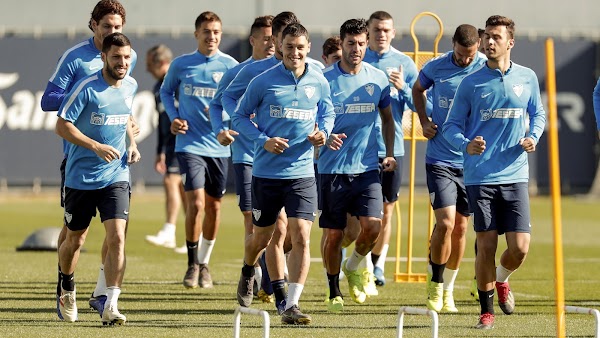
58 71 138 190
419 51 486 167
160 50 238 157
364 46 418 157
319 62 391 174
442 62 546 185
231 62 335 179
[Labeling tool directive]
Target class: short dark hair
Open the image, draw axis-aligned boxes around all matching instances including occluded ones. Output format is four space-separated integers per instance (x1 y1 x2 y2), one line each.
88 0 126 32
367 11 393 25
322 36 342 56
147 44 173 64
486 15 515 39
272 11 299 37
452 24 480 47
478 28 485 38
340 18 368 41
281 23 309 42
250 15 273 36
195 11 221 30
102 32 130 53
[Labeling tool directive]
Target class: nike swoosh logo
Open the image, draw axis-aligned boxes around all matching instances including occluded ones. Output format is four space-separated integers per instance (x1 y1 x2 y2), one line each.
312 212 317 216
481 92 492 98
124 210 129 215
98 103 109 108
439 77 453 83
89 65 101 71
333 91 344 97
274 91 287 96
186 74 195 78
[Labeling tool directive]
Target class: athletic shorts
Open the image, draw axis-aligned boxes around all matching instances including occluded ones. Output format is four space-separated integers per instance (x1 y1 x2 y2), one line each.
380 156 403 203
63 181 130 231
318 170 383 230
164 144 180 175
426 163 470 216
466 182 531 235
177 152 228 197
251 176 317 227
234 163 252 212
59 157 66 207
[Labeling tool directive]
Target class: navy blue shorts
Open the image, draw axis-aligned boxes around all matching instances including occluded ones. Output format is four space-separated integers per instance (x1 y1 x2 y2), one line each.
164 145 180 175
63 181 130 231
426 163 470 216
177 152 228 198
251 176 317 227
60 158 66 207
318 170 383 230
380 156 403 203
234 163 252 212
466 183 531 235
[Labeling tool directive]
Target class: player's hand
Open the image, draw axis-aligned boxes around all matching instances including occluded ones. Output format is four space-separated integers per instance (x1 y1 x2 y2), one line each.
130 116 140 137
171 118 188 135
382 156 397 172
467 136 486 155
94 144 121 162
307 130 327 147
520 137 536 153
388 65 405 91
128 145 141 164
326 133 347 151
217 129 238 146
155 153 166 175
265 137 289 155
420 119 438 139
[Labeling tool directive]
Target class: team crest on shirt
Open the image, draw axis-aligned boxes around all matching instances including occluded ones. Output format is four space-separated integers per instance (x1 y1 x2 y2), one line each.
365 84 374 96
212 72 224 83
480 109 493 121
304 86 315 99
512 84 524 97
333 102 343 115
90 112 105 125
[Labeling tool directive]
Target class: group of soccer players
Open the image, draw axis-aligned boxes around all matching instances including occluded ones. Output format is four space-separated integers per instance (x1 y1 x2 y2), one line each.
43 0 546 330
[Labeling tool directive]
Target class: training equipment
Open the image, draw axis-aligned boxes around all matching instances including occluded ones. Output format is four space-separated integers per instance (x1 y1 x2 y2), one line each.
361 268 379 297
496 281 515 315
475 313 495 330
102 304 126 326
183 264 199 288
426 281 443 312
441 290 458 313
198 264 213 288
89 294 107 318
256 289 273 303
564 306 600 338
58 286 77 322
233 306 270 338
326 296 344 313
373 266 386 286
396 306 439 338
281 305 311 325
342 259 366 304
236 272 254 307
17 227 62 251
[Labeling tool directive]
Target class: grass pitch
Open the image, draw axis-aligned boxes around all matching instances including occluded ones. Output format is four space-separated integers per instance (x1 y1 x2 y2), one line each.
0 190 598 337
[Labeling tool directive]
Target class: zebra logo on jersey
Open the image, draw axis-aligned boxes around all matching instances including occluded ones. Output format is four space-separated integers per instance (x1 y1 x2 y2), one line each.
304 86 315 99
365 84 374 96
212 72 224 83
512 84 523 97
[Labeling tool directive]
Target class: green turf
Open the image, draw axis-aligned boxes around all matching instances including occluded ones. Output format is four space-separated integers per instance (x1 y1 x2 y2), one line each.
0 191 598 337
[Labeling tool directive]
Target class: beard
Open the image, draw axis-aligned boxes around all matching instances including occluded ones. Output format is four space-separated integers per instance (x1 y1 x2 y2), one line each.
105 65 126 81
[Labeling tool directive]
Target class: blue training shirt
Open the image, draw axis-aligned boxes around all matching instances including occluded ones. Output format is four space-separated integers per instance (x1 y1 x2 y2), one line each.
442 62 546 185
231 62 335 179
319 62 391 174
419 51 486 167
160 50 238 157
364 46 418 157
58 71 138 190
593 77 600 130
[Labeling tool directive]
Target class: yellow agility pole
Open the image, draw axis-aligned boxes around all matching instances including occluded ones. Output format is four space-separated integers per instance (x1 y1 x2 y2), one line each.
544 38 566 338
394 12 443 283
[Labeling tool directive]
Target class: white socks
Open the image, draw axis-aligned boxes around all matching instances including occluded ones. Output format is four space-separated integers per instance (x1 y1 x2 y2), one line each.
106 286 121 309
93 264 107 297
285 283 304 310
162 223 176 235
345 250 365 271
375 244 389 271
496 264 514 283
443 268 459 291
197 237 215 265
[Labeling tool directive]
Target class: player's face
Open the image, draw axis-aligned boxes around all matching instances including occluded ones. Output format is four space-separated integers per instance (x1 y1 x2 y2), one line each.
250 26 275 59
322 49 341 67
195 20 222 56
103 45 131 82
281 34 310 72
92 14 124 47
145 55 162 80
483 25 514 61
452 42 479 68
341 33 367 68
273 30 284 58
368 19 395 52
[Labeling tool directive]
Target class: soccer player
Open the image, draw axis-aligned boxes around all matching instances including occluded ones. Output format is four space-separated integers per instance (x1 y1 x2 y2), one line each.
145 44 187 254
208 14 275 302
364 10 419 288
55 32 140 325
442 15 546 329
412 24 486 313
222 11 298 314
160 11 238 290
321 36 342 66
40 0 137 319
320 18 396 312
233 23 335 325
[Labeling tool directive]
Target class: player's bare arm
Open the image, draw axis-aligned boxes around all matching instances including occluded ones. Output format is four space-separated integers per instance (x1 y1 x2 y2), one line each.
412 79 437 139
55 117 121 162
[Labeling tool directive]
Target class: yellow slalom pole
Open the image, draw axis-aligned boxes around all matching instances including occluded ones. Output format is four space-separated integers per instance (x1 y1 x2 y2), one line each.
545 38 566 338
